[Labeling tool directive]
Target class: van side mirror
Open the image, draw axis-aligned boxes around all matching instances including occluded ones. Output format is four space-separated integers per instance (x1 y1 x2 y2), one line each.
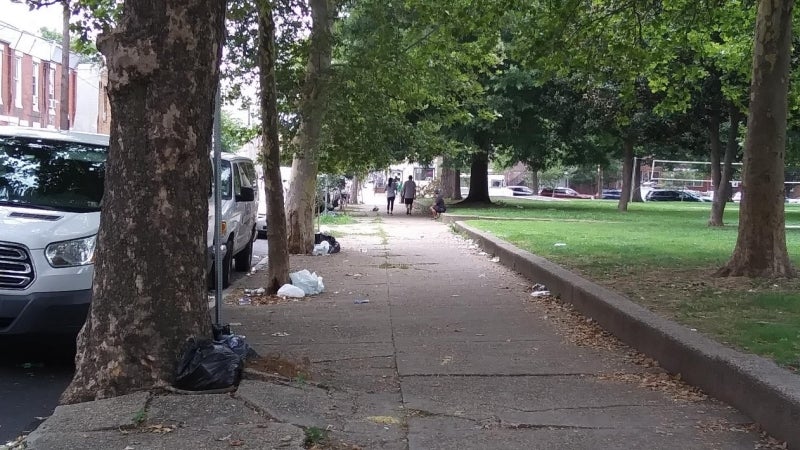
236 187 255 202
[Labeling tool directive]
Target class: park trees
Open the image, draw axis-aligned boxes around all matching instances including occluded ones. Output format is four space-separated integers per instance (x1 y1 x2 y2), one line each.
256 0 290 293
284 0 334 254
60 0 226 402
718 0 796 277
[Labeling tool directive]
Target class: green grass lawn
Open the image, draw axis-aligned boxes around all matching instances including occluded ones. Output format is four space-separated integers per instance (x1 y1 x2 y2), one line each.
451 198 800 370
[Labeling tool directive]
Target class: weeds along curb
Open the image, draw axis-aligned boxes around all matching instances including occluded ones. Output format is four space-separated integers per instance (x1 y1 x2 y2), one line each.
451 219 800 449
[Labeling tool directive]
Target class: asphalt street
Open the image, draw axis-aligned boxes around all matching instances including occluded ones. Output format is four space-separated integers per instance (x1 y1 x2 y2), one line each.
0 238 269 444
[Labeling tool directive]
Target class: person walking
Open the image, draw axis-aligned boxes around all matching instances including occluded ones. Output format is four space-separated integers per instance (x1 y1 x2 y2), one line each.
385 178 397 215
401 175 417 215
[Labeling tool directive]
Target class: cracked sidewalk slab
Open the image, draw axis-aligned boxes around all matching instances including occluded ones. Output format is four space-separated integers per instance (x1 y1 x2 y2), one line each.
25 391 306 450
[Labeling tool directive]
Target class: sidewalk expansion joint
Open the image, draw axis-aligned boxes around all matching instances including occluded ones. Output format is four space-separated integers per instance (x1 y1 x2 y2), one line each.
400 373 595 378
503 403 654 413
313 354 395 364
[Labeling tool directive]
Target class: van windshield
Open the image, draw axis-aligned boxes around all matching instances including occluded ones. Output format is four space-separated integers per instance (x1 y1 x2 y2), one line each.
0 135 107 212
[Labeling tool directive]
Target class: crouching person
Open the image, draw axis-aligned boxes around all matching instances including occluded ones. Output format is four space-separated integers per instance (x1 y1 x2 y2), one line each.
430 189 446 219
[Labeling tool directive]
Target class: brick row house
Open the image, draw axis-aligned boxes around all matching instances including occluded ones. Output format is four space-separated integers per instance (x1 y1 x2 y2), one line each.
0 21 85 130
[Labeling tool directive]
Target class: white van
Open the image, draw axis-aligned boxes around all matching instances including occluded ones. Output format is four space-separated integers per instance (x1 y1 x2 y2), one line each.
0 126 108 335
0 126 257 335
208 153 258 288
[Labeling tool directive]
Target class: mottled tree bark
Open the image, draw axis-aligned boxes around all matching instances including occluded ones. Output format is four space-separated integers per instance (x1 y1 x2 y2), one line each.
286 0 333 254
618 138 634 212
61 0 226 403
258 0 289 294
718 0 796 277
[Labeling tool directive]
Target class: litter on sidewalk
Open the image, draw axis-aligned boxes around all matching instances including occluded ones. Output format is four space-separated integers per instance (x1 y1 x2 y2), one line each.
289 269 325 295
530 283 551 297
277 284 305 298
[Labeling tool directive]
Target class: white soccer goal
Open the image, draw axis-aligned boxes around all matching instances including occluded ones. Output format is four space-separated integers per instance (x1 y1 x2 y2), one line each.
646 159 743 192
646 159 800 201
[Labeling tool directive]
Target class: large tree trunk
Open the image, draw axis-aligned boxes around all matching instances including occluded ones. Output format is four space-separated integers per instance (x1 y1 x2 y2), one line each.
718 0 795 278
286 0 333 254
709 105 742 227
531 169 540 193
259 0 289 294
350 176 360 204
441 155 460 199
618 137 634 212
462 140 491 203
61 0 225 404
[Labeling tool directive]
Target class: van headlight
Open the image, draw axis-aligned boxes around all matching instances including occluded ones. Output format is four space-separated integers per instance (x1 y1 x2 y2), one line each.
45 235 97 267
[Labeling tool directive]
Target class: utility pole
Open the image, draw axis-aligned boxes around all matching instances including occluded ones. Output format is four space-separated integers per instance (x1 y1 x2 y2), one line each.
59 0 70 130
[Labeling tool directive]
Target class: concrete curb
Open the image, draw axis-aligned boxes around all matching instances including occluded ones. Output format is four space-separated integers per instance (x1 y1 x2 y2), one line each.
450 219 800 449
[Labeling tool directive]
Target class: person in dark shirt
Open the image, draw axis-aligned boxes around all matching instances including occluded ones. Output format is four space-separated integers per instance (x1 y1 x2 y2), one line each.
430 189 446 219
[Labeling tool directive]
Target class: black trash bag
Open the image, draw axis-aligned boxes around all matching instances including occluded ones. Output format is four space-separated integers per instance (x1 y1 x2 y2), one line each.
212 323 231 341
174 338 243 391
314 232 341 254
217 334 252 359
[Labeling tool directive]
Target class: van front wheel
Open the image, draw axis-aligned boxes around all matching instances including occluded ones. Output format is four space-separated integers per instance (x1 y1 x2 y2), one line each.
234 232 254 272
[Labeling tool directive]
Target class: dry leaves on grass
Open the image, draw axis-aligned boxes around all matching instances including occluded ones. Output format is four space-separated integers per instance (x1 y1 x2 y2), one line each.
597 371 708 403
528 292 709 403
526 293 625 352
693 420 787 448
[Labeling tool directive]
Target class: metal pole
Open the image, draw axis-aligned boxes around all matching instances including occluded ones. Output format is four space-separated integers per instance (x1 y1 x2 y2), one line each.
213 88 223 326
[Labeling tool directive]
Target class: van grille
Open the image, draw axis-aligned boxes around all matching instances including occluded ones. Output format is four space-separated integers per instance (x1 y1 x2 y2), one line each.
0 243 34 289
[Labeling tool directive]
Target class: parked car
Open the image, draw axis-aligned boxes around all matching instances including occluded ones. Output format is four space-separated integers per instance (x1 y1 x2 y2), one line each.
507 185 536 196
539 187 592 199
645 189 708 202
0 126 108 335
208 153 259 288
256 212 267 239
601 189 621 199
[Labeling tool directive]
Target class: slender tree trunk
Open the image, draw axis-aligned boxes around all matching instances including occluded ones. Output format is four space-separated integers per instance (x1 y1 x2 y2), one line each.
709 105 742 227
452 169 462 200
707 102 723 226
462 138 491 203
258 0 289 294
286 0 333 254
350 176 360 204
618 137 634 212
61 0 226 404
531 169 539 193
59 1 70 130
631 161 643 202
718 0 795 277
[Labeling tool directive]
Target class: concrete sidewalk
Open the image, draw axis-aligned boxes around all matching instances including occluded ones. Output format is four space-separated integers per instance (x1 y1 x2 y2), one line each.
24 203 783 449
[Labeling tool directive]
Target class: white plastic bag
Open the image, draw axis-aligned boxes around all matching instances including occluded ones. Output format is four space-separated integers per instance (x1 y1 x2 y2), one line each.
312 241 331 256
277 284 305 298
289 269 325 295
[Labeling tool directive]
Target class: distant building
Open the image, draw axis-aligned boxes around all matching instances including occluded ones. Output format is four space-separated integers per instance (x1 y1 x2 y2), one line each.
0 20 96 131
